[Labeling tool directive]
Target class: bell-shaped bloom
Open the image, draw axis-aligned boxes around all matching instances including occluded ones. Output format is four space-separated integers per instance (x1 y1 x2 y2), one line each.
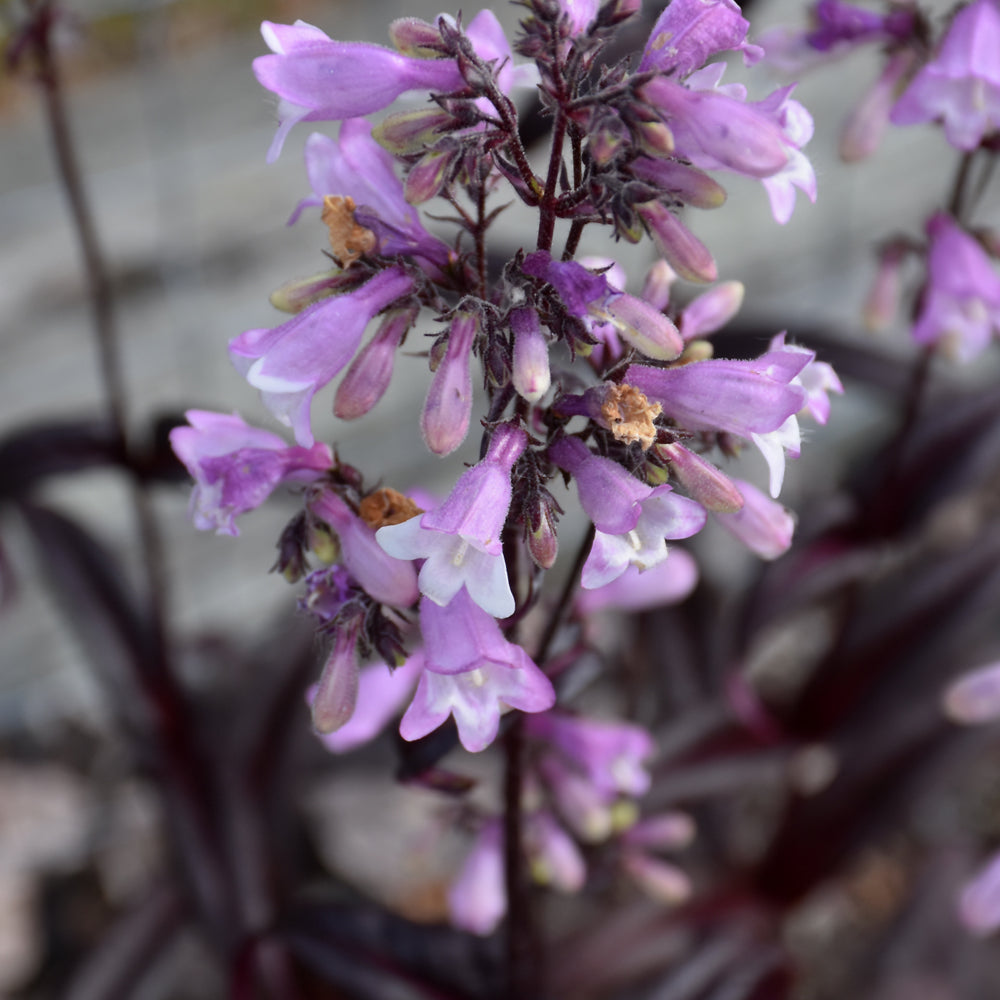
549 436 651 535
310 490 419 608
581 485 706 589
230 266 414 447
576 548 699 615
316 652 424 753
399 592 556 751
625 345 810 440
421 313 478 455
290 124 453 272
254 20 466 160
528 711 656 799
911 213 1000 361
449 820 505 935
890 0 1000 152
639 0 762 77
377 424 526 618
715 478 795 559
170 410 332 536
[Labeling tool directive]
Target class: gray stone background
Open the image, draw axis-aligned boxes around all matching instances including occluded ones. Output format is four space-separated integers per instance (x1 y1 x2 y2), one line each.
2 0 998 989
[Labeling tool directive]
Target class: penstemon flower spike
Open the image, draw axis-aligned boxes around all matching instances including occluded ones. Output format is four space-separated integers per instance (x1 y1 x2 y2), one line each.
171 0 841 940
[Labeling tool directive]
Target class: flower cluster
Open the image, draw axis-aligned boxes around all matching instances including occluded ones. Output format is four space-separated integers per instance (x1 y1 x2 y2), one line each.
763 0 1000 361
170 0 839 932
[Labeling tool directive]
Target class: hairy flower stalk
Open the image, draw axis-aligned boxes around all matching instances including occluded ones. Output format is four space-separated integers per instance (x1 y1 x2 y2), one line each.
170 0 839 953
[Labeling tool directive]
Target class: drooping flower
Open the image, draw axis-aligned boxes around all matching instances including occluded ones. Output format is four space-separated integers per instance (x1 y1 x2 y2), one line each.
890 0 1000 152
911 213 1000 362
229 267 415 447
399 592 556 751
169 410 332 536
581 484 706 589
377 424 526 618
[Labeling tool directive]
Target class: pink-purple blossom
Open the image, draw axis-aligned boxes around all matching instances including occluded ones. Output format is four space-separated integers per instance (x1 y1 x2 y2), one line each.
169 410 332 536
229 267 415 447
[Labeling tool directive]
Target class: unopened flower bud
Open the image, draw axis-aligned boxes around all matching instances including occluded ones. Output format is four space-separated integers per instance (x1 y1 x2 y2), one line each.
597 0 641 27
273 512 310 582
405 148 456 204
636 201 718 283
640 259 677 312
422 312 477 455
310 521 341 565
679 282 744 341
715 478 795 559
334 308 416 420
657 442 744 513
622 812 695 850
527 812 586 892
311 616 363 734
634 119 674 157
269 269 345 314
388 17 445 57
527 500 559 570
372 108 455 155
840 50 916 163
594 294 683 360
589 121 628 167
678 339 714 363
630 157 727 210
622 852 691 905
511 307 551 402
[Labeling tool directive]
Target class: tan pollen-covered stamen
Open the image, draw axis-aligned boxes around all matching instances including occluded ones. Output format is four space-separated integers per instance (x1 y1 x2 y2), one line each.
321 195 377 267
358 488 423 530
601 383 662 451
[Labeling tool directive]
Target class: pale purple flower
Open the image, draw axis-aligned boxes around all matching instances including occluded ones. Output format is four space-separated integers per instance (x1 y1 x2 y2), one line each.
377 424 526 618
170 410 331 536
309 490 419 608
891 0 1000 151
715 478 796 559
229 266 414 447
290 123 453 272
625 346 810 440
548 436 651 536
316 652 424 753
911 213 1000 362
448 820 505 935
575 548 699 615
254 20 465 161
639 0 763 77
421 313 478 456
582 486 707 590
528 711 656 799
754 85 818 225
399 592 556 752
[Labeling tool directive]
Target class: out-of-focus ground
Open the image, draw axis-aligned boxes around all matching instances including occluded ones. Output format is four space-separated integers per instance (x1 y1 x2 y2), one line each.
2 0 999 994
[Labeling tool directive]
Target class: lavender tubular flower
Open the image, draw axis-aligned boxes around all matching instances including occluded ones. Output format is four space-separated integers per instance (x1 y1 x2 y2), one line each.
170 410 332 535
254 20 465 161
229 267 415 447
890 0 1000 152
377 424 526 618
399 591 555 751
